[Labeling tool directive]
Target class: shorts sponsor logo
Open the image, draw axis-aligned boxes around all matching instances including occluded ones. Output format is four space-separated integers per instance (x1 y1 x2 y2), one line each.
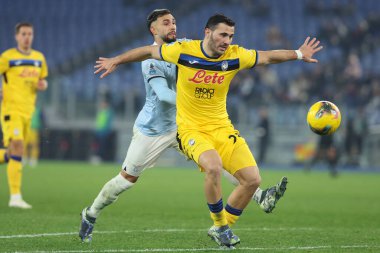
195 87 214 99
188 70 224 84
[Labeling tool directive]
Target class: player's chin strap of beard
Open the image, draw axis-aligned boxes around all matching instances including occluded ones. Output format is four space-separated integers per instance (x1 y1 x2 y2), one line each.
295 50 303 60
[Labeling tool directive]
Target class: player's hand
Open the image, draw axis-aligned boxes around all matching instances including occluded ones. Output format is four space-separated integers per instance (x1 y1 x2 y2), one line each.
94 57 119 78
36 79 48 91
298 37 323 63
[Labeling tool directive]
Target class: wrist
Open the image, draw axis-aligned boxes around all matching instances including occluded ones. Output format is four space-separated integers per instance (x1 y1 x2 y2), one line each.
114 56 122 65
295 50 303 60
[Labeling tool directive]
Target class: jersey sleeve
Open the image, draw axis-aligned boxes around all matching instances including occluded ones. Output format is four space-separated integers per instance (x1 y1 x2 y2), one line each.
0 54 9 74
141 60 176 104
141 60 166 83
159 41 182 64
238 47 258 70
40 54 48 79
150 77 176 105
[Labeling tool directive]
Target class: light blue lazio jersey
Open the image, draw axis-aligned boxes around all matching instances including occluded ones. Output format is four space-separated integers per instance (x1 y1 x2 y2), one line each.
134 57 177 136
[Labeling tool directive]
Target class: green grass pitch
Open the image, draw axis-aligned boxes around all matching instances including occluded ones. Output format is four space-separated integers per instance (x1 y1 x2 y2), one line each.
0 161 379 252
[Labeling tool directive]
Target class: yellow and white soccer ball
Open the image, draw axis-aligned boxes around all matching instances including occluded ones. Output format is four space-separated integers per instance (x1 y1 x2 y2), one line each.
307 101 341 135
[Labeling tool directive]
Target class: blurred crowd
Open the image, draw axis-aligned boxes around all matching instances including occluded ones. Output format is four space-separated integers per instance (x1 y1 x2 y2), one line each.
228 5 380 127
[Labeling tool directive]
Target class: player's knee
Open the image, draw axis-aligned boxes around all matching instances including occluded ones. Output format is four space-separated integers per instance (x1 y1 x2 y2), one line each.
241 174 261 192
206 166 222 179
251 175 262 189
9 140 24 156
203 159 223 178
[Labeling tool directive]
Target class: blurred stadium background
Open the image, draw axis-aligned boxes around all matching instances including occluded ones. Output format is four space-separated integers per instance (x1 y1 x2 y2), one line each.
1 0 380 169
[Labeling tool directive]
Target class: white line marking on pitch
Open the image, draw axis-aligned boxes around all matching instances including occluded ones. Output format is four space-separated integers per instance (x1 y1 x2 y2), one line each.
5 245 380 253
0 227 316 239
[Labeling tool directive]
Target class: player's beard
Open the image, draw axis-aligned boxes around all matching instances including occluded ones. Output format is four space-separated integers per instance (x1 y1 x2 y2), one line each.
208 34 226 58
163 34 176 43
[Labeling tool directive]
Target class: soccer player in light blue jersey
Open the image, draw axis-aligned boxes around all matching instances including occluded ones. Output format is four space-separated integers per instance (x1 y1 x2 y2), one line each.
79 9 287 243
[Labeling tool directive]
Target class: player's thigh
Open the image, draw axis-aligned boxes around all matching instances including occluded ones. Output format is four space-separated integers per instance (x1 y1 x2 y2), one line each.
177 129 214 166
198 149 223 173
233 165 261 187
1 113 26 147
222 138 258 176
122 127 177 176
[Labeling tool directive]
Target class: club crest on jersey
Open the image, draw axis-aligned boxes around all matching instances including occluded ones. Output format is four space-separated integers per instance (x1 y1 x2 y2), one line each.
13 128 20 136
221 61 228 71
149 63 157 75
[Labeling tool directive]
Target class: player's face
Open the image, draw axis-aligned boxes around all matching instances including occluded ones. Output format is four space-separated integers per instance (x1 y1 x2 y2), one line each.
152 14 177 43
206 23 234 57
15 26 34 51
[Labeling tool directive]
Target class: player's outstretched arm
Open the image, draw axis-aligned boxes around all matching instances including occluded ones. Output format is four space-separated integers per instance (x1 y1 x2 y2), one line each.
94 45 161 78
257 37 323 66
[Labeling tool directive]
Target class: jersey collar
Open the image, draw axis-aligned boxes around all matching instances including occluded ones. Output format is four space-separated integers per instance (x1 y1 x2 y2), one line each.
200 41 220 59
16 47 32 56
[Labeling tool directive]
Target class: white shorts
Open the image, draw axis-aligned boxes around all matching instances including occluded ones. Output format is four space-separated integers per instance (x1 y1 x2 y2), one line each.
121 126 178 177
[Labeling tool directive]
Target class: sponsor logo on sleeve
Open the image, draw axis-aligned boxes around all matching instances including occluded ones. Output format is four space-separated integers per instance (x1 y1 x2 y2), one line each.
149 63 157 75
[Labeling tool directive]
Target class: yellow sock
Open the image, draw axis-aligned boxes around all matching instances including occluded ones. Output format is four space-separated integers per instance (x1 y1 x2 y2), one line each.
225 204 243 226
0 149 9 164
208 199 228 227
225 211 240 226
7 157 23 195
210 210 228 227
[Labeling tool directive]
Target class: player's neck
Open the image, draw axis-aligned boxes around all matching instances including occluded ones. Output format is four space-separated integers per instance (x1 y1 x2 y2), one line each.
154 41 164 46
154 37 165 46
201 40 220 59
17 46 32 55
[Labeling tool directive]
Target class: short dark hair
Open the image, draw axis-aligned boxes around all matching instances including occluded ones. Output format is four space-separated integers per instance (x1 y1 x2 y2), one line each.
146 9 172 30
15 22 33 34
205 14 235 30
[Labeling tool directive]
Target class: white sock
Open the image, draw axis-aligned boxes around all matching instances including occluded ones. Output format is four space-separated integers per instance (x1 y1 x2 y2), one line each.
87 173 134 218
252 188 263 204
10 194 22 201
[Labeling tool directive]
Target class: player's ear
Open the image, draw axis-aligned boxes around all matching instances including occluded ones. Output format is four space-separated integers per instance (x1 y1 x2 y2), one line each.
150 23 157 36
204 28 211 37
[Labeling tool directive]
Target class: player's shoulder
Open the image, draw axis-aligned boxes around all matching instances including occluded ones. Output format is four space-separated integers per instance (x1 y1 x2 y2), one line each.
176 38 192 43
30 49 46 59
141 58 173 77
227 44 244 53
165 38 197 47
226 44 254 56
142 58 166 69
1 48 17 57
